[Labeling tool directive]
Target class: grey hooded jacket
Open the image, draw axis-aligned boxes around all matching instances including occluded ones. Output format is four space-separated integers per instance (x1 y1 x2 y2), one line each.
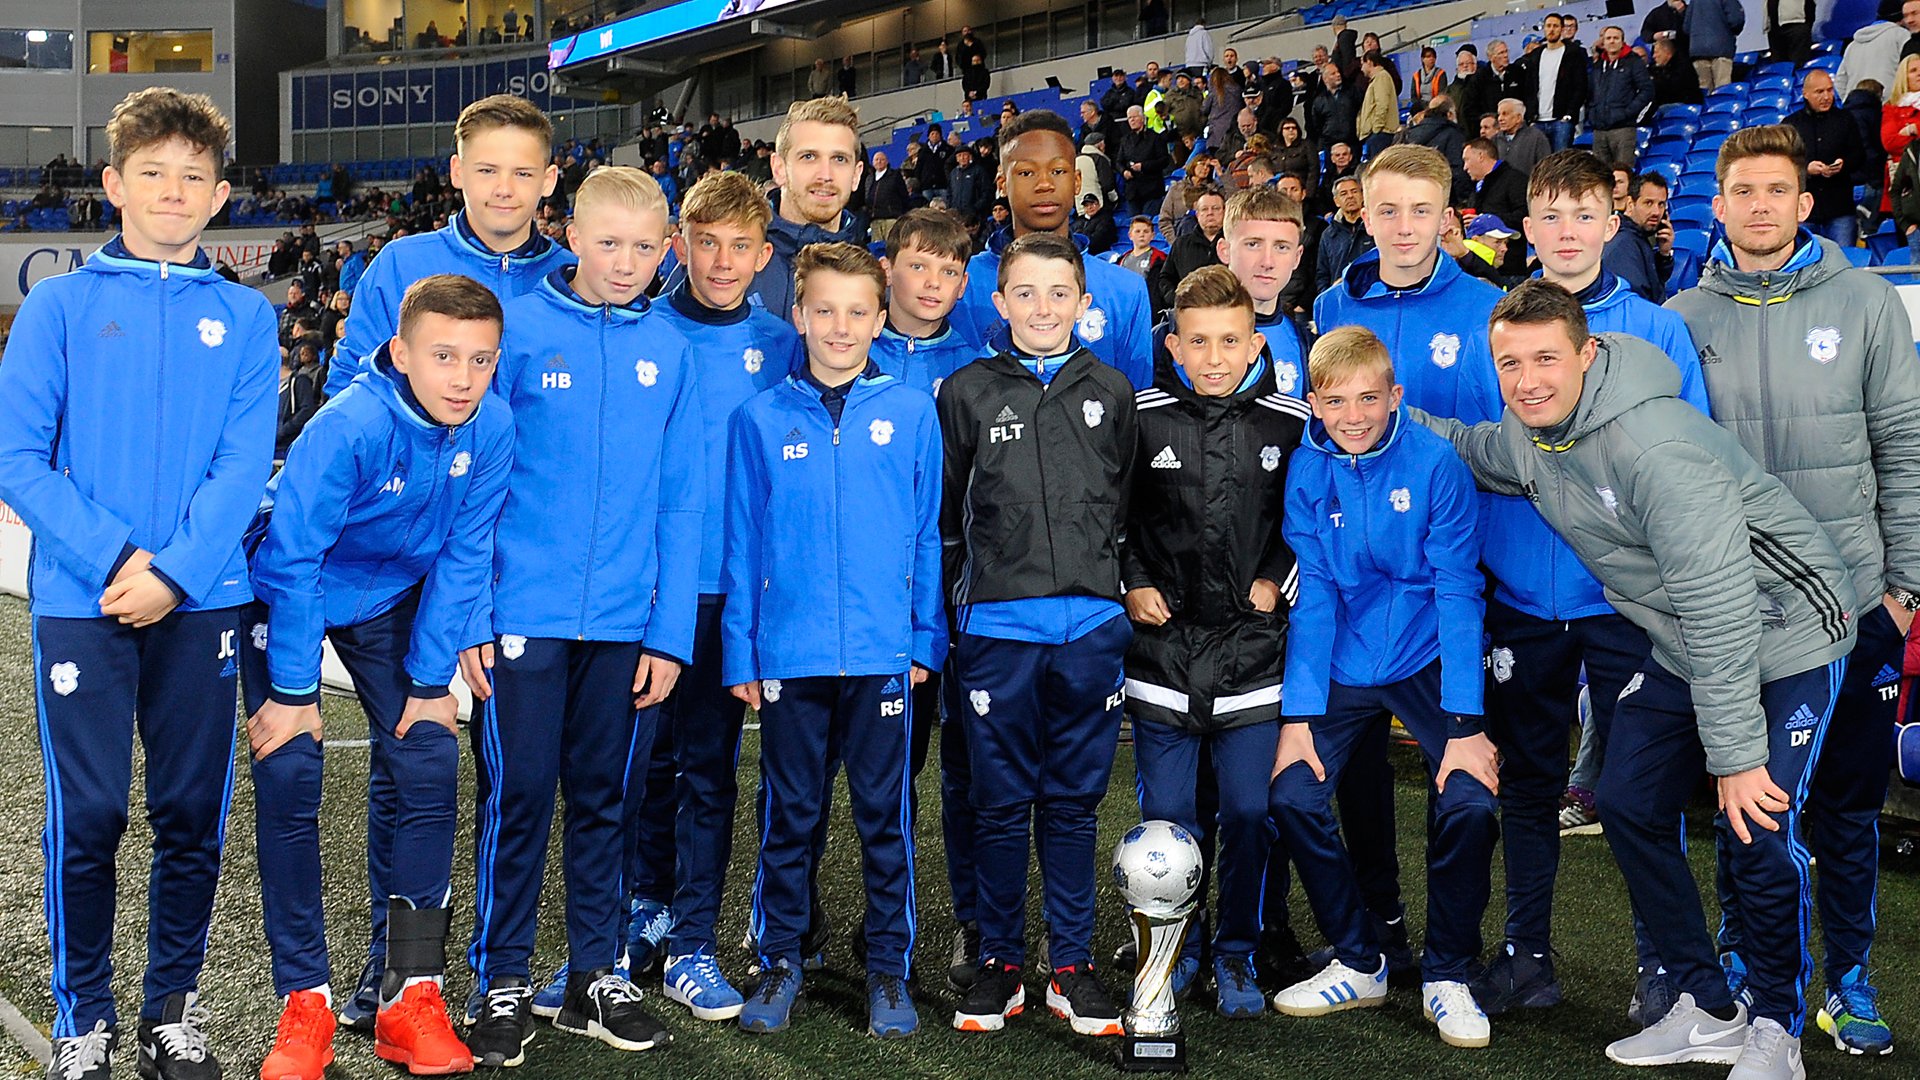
1418 333 1857 775
1666 235 1920 616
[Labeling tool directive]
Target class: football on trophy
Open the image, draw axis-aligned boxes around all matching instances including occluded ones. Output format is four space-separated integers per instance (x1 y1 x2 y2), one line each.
1110 819 1204 918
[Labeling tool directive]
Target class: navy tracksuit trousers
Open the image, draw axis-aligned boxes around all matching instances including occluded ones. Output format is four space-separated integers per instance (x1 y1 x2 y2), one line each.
1269 661 1499 983
33 608 241 1036
623 701 676 907
957 616 1131 969
1134 719 1278 960
663 596 748 957
242 593 459 995
932 664 980 924
1597 657 1844 1034
470 636 653 981
751 674 918 977
1716 605 1903 990
1260 723 1406 943
1484 600 1650 955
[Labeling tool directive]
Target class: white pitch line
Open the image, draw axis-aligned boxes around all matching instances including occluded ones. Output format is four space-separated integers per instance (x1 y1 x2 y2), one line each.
0 991 51 1067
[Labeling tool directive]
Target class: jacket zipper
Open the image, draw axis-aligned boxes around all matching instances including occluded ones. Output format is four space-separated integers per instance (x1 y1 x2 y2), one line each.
831 393 848 674
1755 272 1776 474
1346 451 1394 685
153 262 169 545
579 306 610 639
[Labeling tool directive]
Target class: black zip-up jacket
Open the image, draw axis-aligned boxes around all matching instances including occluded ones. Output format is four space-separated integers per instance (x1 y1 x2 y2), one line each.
1120 353 1308 731
938 346 1138 608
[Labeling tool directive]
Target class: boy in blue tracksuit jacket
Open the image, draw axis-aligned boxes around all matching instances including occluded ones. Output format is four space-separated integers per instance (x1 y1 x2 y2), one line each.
866 207 985 972
325 95 573 398
0 89 277 1079
1470 150 1715 1018
948 111 1154 389
1268 325 1500 1051
461 168 699 1067
643 171 805 1023
244 275 512 1079
722 243 945 1038
1306 148 1504 979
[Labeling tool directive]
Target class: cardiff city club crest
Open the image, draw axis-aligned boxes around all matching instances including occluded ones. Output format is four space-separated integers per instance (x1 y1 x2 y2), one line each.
1430 332 1460 369
1077 306 1108 342
1083 399 1105 428
1805 326 1841 365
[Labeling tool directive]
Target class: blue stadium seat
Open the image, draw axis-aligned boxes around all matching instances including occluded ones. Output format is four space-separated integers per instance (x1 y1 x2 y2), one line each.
1694 133 1731 153
1845 246 1874 267
1669 194 1712 215
1743 110 1784 127
1807 54 1840 72
1643 159 1683 186
1750 78 1791 95
1704 99 1744 116
1654 103 1702 121
1699 116 1742 135
1671 230 1711 257
1755 62 1795 80
1746 93 1789 111
1869 231 1907 264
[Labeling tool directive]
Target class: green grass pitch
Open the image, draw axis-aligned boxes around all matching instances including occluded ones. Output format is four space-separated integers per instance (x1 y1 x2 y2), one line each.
0 593 1914 1078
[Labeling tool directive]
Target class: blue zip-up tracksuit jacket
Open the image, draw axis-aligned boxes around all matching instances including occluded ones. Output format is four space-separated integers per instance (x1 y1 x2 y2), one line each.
253 347 513 702
0 236 278 617
951 228 1155 389
1313 249 1505 423
869 318 982 395
326 212 575 397
720 366 946 685
486 270 706 661
1480 270 1716 621
655 280 805 594
1282 408 1486 724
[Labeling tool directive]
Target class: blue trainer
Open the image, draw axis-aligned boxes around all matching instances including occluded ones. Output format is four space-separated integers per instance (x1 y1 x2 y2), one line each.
663 949 746 1021
739 962 804 1033
1171 955 1200 999
867 974 919 1038
1721 950 1753 1009
625 899 673 979
1816 965 1893 1056
1213 955 1264 1019
337 957 382 1033
531 961 569 1019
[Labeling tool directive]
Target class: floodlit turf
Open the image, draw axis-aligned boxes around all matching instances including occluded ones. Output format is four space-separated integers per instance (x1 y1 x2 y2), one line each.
0 593 1914 1079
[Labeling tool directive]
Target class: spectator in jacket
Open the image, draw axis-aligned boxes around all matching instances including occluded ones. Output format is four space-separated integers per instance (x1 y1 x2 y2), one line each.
1331 16 1359 81
1488 40 1522 103
1275 117 1320 195
1589 26 1653 168
1517 14 1590 151
930 39 957 80
903 46 926 86
1650 37 1705 109
1119 105 1170 217
1312 63 1362 148
1885 57 1920 218
1102 65 1139 120
1255 56 1295 131
1078 133 1119 209
947 143 993 227
1159 157 1219 242
1186 16 1216 71
1167 71 1207 137
1604 171 1674 301
1844 79 1890 217
838 56 857 97
1154 187 1227 312
1123 266 1308 1018
962 54 991 106
1207 67 1246 147
1789 71 1870 246
1315 175 1374 293
1219 107 1261 164
1357 53 1403 157
1144 70 1174 133
1405 95 1468 178
956 25 987 70
1493 99 1553 176
1074 193 1120 254
864 150 910 238
1642 0 1690 59
280 280 321 351
1465 138 1530 273
1767 0 1814 67
1837 7 1912 98
1079 101 1110 153
1453 45 1502 131
1315 141 1361 216
276 342 323 458
1684 0 1746 90
1411 47 1449 109
321 288 352 355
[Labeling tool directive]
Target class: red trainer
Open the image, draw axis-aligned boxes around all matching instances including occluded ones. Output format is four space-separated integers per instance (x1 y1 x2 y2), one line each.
261 990 335 1080
374 982 474 1075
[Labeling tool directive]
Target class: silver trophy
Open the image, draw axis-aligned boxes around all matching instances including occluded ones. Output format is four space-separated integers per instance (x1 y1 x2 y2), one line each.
1111 820 1203 1073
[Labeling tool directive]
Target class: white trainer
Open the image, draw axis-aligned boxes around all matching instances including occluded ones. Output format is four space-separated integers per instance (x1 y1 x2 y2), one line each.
1605 992 1749 1066
1270 955 1390 1017
1424 980 1491 1048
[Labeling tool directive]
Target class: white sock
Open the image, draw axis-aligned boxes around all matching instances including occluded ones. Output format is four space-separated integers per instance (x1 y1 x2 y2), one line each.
294 984 334 1008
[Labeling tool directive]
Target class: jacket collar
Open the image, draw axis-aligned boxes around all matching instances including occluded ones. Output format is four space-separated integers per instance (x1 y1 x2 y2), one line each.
880 317 956 348
1305 404 1406 462
88 233 216 278
767 198 863 256
1343 247 1449 300
986 226 1093 257
668 278 754 325
542 266 650 321
367 341 485 433
449 210 553 262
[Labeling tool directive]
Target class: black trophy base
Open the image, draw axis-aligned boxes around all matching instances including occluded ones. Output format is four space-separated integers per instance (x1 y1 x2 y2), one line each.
1115 1031 1187 1072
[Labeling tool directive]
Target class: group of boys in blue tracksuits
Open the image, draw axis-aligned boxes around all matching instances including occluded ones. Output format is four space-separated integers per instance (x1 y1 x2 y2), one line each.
7 82 1914 1080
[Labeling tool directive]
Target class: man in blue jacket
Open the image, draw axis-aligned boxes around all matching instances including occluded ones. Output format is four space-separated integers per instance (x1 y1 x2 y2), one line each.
326 95 572 398
461 168 700 1067
722 243 944 1038
1685 0 1747 91
245 274 513 1080
1268 325 1499 1052
0 88 278 1080
1588 27 1654 172
1473 150 1712 1023
949 109 1155 388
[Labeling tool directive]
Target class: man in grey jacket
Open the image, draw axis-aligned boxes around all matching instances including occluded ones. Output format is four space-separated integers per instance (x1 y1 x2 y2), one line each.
1421 280 1856 1080
1666 123 1920 1058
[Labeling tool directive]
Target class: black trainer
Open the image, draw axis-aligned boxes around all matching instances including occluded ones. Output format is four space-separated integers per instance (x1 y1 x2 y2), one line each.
1470 945 1564 1016
46 1020 115 1080
136 992 221 1080
1257 925 1315 990
953 960 1024 1032
946 922 983 993
1046 963 1123 1037
553 968 670 1052
466 976 535 1068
